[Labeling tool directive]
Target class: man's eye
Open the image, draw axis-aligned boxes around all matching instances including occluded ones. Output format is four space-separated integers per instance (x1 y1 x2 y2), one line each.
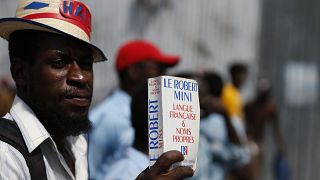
52 59 66 68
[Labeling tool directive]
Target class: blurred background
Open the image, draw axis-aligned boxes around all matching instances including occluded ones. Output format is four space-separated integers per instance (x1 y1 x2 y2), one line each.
0 0 319 179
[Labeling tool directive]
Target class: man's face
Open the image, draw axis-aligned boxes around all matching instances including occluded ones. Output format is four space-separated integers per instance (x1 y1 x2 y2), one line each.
22 32 94 136
198 78 223 117
134 60 166 81
234 71 248 88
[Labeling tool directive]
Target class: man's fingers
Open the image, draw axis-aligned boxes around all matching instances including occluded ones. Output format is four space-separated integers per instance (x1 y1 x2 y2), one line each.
150 150 184 175
136 152 195 180
135 167 149 180
164 166 194 180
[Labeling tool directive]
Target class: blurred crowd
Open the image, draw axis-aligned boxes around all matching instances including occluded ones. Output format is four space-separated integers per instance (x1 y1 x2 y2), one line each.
0 39 288 180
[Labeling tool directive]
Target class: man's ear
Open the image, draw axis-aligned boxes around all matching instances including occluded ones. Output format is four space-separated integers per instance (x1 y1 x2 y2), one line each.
10 57 30 87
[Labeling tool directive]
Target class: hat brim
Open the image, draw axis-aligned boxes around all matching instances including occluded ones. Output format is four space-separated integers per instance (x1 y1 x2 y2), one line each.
0 18 107 62
154 55 180 67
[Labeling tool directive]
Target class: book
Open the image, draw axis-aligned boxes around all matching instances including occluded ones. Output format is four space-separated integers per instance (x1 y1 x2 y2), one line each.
148 75 200 170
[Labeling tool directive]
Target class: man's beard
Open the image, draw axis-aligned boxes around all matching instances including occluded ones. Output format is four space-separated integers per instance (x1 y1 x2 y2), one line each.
28 99 92 138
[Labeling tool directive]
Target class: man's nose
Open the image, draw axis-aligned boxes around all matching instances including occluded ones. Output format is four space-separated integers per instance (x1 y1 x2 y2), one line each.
67 61 89 87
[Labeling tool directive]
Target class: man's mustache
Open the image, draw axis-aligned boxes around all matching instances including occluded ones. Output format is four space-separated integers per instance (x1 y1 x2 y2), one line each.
62 86 92 99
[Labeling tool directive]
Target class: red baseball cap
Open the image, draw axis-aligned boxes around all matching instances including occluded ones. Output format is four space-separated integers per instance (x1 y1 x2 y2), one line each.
116 40 180 72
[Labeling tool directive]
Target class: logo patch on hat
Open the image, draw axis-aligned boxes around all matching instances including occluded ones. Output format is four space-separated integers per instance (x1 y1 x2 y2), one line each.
24 2 49 10
59 0 91 32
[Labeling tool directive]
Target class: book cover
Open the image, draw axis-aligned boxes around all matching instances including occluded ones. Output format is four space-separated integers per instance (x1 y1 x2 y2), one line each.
148 76 200 170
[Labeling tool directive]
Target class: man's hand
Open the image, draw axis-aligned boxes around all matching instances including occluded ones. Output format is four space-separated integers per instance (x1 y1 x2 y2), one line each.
136 150 194 180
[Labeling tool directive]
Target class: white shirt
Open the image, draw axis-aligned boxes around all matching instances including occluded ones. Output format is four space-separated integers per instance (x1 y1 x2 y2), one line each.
0 96 88 180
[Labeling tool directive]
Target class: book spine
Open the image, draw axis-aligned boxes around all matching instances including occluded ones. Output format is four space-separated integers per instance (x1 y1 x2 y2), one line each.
148 77 163 167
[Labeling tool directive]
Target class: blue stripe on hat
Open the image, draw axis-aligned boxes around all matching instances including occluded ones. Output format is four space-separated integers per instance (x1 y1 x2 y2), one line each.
24 2 49 10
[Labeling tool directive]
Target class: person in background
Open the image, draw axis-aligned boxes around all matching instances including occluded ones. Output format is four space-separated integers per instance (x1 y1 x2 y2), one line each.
244 78 286 180
221 63 249 142
200 72 243 148
88 40 180 179
102 83 149 179
221 63 253 180
175 72 250 180
200 72 250 180
221 63 248 121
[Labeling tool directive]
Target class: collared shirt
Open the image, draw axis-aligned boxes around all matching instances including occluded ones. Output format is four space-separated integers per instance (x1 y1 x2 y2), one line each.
88 89 134 179
198 113 228 180
0 96 88 180
200 113 227 143
101 147 148 180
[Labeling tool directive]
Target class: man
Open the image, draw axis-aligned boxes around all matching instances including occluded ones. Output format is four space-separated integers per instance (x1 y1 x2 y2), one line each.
221 63 251 180
221 63 248 122
221 63 249 141
88 40 180 179
244 79 286 180
198 72 250 180
100 83 149 180
0 0 193 179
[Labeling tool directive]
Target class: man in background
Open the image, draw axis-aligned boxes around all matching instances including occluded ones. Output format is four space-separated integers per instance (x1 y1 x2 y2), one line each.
101 83 149 179
89 40 180 179
245 78 286 180
179 72 250 180
221 63 248 124
221 63 249 141
221 63 251 180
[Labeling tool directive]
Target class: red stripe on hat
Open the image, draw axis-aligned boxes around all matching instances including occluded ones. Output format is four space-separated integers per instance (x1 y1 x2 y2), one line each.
22 13 91 39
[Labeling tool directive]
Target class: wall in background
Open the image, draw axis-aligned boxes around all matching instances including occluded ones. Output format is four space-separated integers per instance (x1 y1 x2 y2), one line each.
259 0 320 179
0 0 260 106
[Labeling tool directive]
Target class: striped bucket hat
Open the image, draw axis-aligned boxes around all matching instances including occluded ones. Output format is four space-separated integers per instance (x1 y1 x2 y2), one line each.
0 0 107 62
